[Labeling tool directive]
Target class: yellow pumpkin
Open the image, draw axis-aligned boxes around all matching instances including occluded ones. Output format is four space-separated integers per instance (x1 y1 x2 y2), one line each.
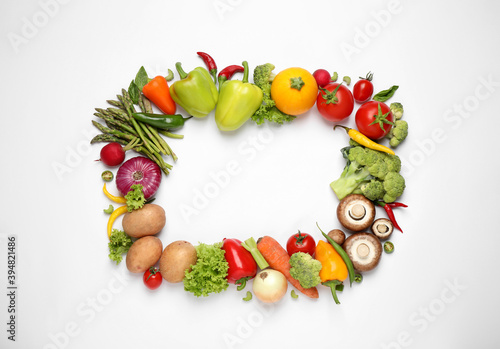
270 67 318 116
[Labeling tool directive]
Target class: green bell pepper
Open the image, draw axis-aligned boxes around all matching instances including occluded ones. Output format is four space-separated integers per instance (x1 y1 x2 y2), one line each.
215 61 263 132
169 63 218 118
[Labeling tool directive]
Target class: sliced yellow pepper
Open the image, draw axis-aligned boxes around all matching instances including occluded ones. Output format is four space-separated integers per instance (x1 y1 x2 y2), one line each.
103 183 127 204
107 205 128 239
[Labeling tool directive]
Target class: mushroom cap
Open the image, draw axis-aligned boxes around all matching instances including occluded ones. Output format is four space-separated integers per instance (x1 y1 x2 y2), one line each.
328 229 346 245
371 218 394 240
337 194 375 232
343 232 382 272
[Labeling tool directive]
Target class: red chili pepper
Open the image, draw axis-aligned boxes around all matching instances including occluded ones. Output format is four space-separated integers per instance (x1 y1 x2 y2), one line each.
222 238 258 286
387 202 408 208
142 76 176 115
197 51 217 84
217 65 244 92
377 201 404 233
217 64 245 92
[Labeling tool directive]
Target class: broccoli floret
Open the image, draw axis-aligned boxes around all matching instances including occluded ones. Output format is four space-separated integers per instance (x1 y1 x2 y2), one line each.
387 120 408 148
330 144 406 202
390 102 404 120
289 252 322 289
251 64 295 125
358 180 385 201
383 172 406 203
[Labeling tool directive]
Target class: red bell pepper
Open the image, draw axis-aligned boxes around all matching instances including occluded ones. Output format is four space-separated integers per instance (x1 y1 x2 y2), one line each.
222 238 258 287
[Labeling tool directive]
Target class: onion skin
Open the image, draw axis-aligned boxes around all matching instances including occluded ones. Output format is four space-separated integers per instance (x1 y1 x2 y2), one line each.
252 269 288 303
116 156 161 199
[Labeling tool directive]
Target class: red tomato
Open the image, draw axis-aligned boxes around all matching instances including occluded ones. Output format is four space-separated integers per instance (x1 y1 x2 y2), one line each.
316 83 354 122
353 73 374 104
143 267 162 290
286 231 316 257
355 101 394 140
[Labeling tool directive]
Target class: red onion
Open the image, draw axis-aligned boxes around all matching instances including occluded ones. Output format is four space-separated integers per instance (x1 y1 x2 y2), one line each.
116 156 161 199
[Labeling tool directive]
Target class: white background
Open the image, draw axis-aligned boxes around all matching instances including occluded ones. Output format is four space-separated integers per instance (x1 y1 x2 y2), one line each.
1 0 499 348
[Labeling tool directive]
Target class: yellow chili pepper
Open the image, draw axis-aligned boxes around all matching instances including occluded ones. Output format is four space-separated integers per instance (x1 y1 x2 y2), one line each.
334 125 395 156
107 205 128 239
103 183 127 204
315 240 348 304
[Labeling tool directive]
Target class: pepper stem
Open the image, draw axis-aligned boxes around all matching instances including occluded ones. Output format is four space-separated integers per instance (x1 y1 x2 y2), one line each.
235 276 252 291
333 125 350 134
241 61 249 84
175 62 188 80
322 280 344 304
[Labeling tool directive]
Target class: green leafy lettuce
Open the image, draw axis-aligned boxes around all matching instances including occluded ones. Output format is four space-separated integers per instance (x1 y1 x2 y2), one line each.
108 229 133 264
125 184 145 212
183 242 229 297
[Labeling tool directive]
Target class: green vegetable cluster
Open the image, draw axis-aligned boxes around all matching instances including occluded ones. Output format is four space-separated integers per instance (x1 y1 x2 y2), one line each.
251 63 295 125
289 252 322 289
183 242 229 297
125 184 145 212
330 140 406 203
108 229 133 264
386 102 408 148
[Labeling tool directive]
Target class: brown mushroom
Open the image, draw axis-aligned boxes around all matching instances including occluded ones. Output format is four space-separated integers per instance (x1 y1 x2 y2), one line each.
371 218 394 240
328 229 346 245
343 232 382 272
337 194 375 231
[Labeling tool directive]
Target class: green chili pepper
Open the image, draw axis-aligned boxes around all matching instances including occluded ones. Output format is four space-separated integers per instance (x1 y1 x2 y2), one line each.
384 241 395 254
316 222 356 287
132 112 190 131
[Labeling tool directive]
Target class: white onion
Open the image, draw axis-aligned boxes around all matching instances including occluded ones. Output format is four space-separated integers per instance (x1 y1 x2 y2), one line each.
116 156 162 199
252 269 288 303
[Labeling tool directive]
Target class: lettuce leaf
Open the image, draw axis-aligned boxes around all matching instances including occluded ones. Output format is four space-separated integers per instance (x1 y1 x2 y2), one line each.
125 184 145 212
108 229 133 264
183 242 229 297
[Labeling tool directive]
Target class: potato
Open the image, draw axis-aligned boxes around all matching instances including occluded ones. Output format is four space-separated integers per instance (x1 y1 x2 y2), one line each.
159 240 197 283
126 236 163 273
122 204 166 238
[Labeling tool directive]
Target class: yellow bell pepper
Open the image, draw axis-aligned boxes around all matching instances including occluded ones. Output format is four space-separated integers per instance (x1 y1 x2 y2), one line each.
315 240 348 304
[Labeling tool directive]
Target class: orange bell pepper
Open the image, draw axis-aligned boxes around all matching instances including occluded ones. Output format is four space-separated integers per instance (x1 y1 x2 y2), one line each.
142 76 176 115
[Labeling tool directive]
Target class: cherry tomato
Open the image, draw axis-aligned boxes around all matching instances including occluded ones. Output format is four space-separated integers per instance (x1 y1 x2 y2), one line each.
355 101 394 140
143 267 162 290
353 72 374 104
316 83 354 122
286 231 316 257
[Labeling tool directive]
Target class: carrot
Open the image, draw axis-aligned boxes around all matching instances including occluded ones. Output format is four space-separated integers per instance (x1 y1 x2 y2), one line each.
257 236 319 299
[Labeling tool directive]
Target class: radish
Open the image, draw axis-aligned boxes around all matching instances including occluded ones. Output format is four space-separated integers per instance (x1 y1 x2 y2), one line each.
98 142 126 167
312 69 332 88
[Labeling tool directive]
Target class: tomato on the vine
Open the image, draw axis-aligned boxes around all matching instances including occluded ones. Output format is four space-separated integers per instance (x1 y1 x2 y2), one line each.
353 72 374 104
143 267 162 290
286 231 316 257
316 83 354 122
355 101 394 140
